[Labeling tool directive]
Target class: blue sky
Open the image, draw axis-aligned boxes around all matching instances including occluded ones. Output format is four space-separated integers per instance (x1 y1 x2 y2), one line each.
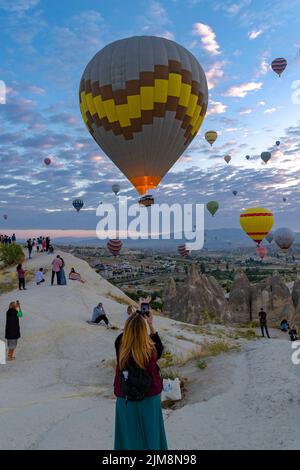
0 0 300 235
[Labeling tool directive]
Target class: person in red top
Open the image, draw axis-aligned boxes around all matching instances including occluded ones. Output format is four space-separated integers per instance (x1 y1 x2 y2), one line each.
114 310 167 450
16 264 26 290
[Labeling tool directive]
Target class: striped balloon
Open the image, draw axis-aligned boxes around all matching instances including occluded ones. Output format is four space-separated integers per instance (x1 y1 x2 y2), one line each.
177 244 190 257
271 58 287 77
72 199 84 212
205 130 218 146
240 207 274 245
256 245 267 260
107 239 123 257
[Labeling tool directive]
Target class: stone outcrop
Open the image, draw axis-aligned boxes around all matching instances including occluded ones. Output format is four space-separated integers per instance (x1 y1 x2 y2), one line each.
163 263 228 325
228 270 251 324
163 265 300 326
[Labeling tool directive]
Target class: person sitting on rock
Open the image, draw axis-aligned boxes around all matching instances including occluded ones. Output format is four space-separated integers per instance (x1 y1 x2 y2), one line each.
258 308 270 339
289 324 298 342
280 318 289 332
87 302 112 328
69 267 85 283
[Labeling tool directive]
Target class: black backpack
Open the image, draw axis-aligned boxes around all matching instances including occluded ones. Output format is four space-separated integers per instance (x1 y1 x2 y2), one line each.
120 360 152 402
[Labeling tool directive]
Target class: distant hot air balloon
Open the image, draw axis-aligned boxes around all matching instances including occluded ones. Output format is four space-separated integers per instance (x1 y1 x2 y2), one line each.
276 141 280 147
274 228 295 253
107 239 123 257
266 232 274 244
240 207 274 245
3 214 8 220
271 58 287 77
224 155 231 164
282 197 287 203
261 152 271 164
178 244 190 258
112 184 120 196
205 130 218 146
246 155 250 160
44 157 51 166
72 199 84 212
79 36 208 197
256 245 267 260
232 190 238 196
207 201 219 216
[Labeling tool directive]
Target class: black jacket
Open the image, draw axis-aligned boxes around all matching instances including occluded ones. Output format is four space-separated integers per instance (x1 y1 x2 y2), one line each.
5 308 21 340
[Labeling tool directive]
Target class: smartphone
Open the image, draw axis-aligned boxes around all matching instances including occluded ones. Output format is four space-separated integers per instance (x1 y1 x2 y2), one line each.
140 303 150 317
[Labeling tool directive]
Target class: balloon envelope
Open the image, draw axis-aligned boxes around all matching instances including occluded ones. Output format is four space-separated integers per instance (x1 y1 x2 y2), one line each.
44 157 51 166
256 246 267 260
274 228 295 253
246 155 250 160
72 199 84 212
240 207 274 245
276 141 280 146
107 239 122 257
178 244 190 257
80 36 208 195
271 58 287 77
232 190 238 196
224 155 231 164
112 183 120 195
205 130 218 146
207 201 219 216
3 214 8 220
261 152 271 164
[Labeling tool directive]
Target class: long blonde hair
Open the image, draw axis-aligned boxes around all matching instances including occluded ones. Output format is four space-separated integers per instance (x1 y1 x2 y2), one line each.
119 313 155 370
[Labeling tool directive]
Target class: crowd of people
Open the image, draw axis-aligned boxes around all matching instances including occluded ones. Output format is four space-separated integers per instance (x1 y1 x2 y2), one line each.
26 236 53 259
0 233 16 245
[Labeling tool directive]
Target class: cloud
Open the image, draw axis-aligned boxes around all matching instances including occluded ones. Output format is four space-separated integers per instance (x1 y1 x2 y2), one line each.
248 29 263 40
206 61 226 89
264 107 277 114
207 100 227 115
223 81 263 98
192 23 221 55
239 107 254 115
0 0 39 12
140 1 174 39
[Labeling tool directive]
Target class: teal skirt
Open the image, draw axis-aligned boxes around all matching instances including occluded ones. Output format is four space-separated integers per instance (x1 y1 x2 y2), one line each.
114 395 168 450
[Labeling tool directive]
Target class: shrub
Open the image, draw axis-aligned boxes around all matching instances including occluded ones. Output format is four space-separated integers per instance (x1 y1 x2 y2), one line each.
196 359 207 370
0 244 25 266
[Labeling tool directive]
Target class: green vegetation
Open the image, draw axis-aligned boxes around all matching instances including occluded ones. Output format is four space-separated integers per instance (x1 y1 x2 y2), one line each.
0 280 16 295
0 244 24 266
196 359 207 370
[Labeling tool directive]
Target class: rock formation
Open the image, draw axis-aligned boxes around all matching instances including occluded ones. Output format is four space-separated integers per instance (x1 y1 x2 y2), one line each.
229 270 251 323
163 263 228 324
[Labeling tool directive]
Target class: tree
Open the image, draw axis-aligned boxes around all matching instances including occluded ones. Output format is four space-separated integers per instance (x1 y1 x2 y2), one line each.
0 244 25 266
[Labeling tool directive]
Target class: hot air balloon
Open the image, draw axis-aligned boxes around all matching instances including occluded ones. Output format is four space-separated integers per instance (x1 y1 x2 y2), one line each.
282 197 287 203
3 214 8 220
178 244 190 258
256 245 267 260
261 152 271 164
72 199 84 212
107 239 122 257
232 190 238 196
240 207 274 245
112 183 120 196
271 58 287 77
274 228 295 253
79 36 208 198
246 155 250 160
266 232 274 244
224 155 231 164
205 130 218 146
207 201 219 216
44 157 51 166
276 141 280 147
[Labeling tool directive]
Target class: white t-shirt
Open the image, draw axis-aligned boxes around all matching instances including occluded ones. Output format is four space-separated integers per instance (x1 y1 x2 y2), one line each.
35 271 44 283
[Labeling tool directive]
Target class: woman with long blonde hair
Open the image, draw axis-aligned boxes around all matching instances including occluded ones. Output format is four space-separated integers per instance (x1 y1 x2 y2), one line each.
114 309 167 450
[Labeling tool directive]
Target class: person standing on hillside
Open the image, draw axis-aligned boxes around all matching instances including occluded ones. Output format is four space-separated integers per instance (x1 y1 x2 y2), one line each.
27 239 33 259
5 301 21 361
58 255 67 285
46 237 50 252
16 264 26 290
51 255 62 285
259 308 270 338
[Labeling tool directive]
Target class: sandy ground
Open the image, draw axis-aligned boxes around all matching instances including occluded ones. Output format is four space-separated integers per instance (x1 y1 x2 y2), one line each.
1 250 300 450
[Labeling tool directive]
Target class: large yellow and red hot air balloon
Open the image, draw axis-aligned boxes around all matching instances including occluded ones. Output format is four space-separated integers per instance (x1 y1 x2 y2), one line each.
79 36 208 196
240 207 274 245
